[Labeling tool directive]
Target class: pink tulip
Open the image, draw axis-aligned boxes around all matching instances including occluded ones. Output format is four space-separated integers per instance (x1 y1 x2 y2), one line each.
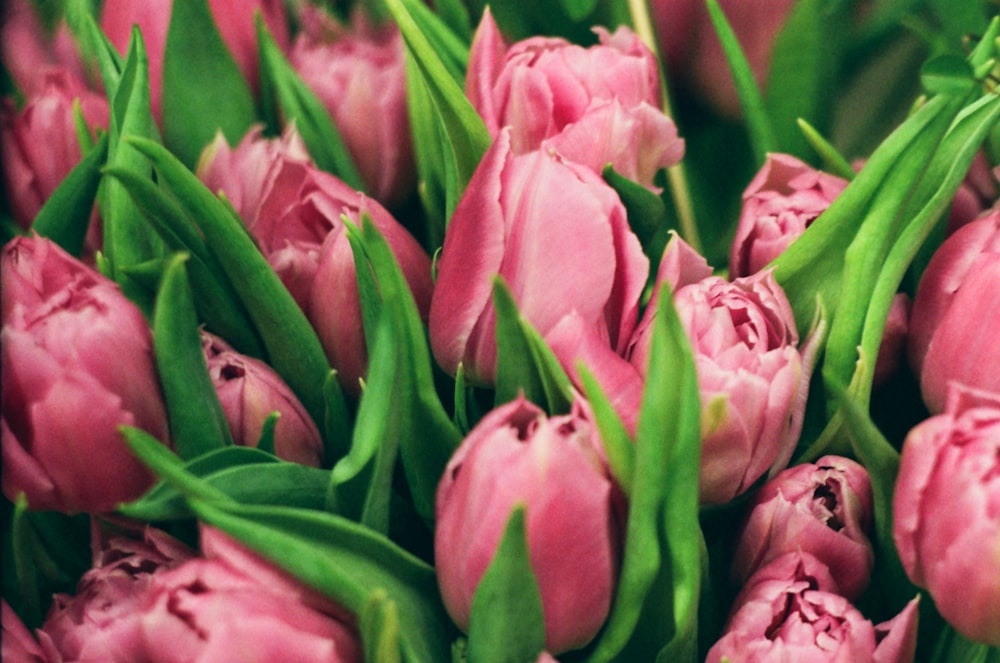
202 332 323 466
289 6 414 208
37 528 194 662
467 9 684 189
630 236 804 504
38 527 361 662
945 153 998 235
1 236 169 513
707 552 920 663
100 0 289 121
732 455 874 599
435 396 620 654
1 69 109 233
1 0 87 97
2 600 46 663
429 130 648 386
729 153 849 278
908 208 1000 413
872 293 910 386
893 384 1000 646
198 127 432 394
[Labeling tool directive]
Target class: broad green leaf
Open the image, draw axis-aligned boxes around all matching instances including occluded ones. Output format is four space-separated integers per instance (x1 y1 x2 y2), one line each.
31 132 108 257
467 505 546 663
163 0 257 167
493 279 574 415
432 0 473 42
920 54 977 96
152 254 233 459
705 0 776 165
256 17 365 190
603 164 671 276
124 137 340 437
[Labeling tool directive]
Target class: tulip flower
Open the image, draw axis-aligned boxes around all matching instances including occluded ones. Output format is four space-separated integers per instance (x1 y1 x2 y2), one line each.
1 236 169 513
100 0 289 121
893 383 1000 646
1 0 87 97
198 127 431 393
630 236 804 504
202 332 323 466
435 396 620 654
732 455 875 599
3 600 46 663
466 9 684 189
1 69 109 233
872 293 910 386
289 6 414 208
908 208 1000 413
707 552 920 663
429 129 648 386
37 527 361 662
728 153 848 278
945 152 998 235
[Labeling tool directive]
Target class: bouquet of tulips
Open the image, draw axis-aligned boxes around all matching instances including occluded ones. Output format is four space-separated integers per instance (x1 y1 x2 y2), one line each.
2 0 999 660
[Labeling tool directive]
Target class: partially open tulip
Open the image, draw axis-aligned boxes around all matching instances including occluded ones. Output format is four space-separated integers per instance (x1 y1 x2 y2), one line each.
630 236 804 504
3 600 46 663
729 153 849 278
707 552 920 663
429 130 648 386
733 455 875 599
202 332 323 466
1 236 169 513
467 9 684 189
290 6 414 208
1 69 110 233
908 208 1000 413
893 384 1000 646
435 396 620 655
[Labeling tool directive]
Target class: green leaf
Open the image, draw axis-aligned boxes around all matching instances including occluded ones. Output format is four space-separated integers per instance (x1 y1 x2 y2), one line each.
256 412 279 457
920 54 977 96
124 137 337 440
603 164 671 275
467 505 546 663
493 279 574 415
162 0 257 167
704 0 776 165
66 6 123 97
153 254 233 460
31 132 108 257
578 365 634 497
796 119 855 181
558 0 601 22
11 495 42 627
361 590 404 663
322 371 354 465
256 17 365 190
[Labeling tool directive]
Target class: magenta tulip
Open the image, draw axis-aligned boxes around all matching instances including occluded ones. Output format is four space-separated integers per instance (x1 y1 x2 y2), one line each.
707 552 920 663
893 384 1000 646
466 9 684 189
1 0 86 97
908 208 1000 413
435 396 620 654
729 153 848 278
3 600 46 663
290 6 414 207
630 236 804 504
1 236 169 513
202 332 323 466
732 455 874 599
429 130 648 386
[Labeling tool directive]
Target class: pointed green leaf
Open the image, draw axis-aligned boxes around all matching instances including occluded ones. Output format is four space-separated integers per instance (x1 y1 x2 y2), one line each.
920 54 977 96
578 364 634 496
361 590 404 663
256 412 279 457
323 371 354 465
162 0 257 167
796 119 855 181
467 505 546 663
603 164 671 275
558 0 601 22
66 6 123 97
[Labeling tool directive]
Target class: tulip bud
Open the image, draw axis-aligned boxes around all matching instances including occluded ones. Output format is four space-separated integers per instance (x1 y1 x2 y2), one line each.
631 237 803 504
707 552 920 663
908 208 1000 413
1 236 169 513
3 599 46 663
467 9 684 190
290 6 414 208
893 384 1000 646
733 455 875 599
729 153 848 278
202 332 323 466
435 396 620 654
429 130 648 386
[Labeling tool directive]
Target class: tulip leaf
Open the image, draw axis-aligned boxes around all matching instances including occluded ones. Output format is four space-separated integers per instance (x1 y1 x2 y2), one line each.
557 0 601 22
603 164 671 277
123 425 454 663
323 371 354 465
10 495 42 628
796 119 856 181
467 504 547 663
386 0 492 221
256 17 365 191
162 0 257 168
152 254 234 460
430 0 473 42
493 278 575 415
65 5 123 96
704 0 776 166
361 590 404 663
124 136 342 445
256 412 279 457
930 627 1000 663
31 132 108 257
405 57 450 246
577 364 634 496
585 288 702 662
